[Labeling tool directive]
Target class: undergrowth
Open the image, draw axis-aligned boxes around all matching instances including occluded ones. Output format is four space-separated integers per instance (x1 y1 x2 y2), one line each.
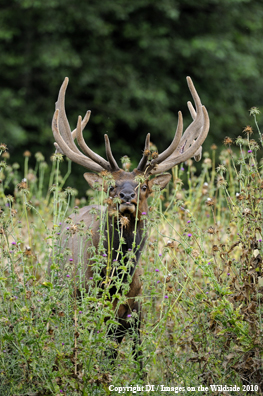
0 110 263 395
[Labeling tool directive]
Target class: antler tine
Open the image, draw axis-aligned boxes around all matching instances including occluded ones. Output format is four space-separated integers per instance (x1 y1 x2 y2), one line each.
137 133 150 172
54 110 91 155
71 110 91 141
55 77 83 156
175 77 204 146
145 77 209 176
150 111 183 166
187 100 203 162
187 101 196 120
75 115 111 170
149 106 209 175
104 134 120 172
52 109 104 173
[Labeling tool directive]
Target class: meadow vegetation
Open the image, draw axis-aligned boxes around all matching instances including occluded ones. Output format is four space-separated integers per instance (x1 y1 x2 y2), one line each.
0 110 263 395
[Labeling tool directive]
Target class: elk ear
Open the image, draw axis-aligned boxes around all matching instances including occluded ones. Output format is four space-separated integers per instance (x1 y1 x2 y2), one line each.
83 173 104 189
148 173 171 192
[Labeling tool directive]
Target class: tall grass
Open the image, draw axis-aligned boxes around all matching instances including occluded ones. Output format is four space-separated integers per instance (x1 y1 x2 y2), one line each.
0 114 263 396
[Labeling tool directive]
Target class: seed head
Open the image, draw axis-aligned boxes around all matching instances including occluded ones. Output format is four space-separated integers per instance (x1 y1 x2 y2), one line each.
207 226 215 235
243 125 253 135
223 136 233 146
206 198 214 206
120 216 129 228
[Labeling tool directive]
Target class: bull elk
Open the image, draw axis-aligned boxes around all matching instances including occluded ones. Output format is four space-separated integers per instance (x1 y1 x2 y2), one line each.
50 76 209 368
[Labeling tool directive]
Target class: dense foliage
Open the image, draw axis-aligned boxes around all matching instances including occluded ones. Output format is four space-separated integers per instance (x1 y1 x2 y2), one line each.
0 110 263 394
1 0 263 193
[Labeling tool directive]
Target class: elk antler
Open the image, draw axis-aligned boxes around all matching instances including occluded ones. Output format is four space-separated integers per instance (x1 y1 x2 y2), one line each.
52 77 120 173
137 77 210 175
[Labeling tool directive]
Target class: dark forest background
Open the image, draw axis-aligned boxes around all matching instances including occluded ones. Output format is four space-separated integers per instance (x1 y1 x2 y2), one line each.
0 0 263 194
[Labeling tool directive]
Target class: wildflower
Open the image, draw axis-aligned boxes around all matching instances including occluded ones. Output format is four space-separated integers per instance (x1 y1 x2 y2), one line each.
223 136 233 146
164 295 168 299
181 167 184 171
11 242 16 245
206 292 209 294
66 275 70 278
248 150 252 153
121 155 131 171
69 224 78 234
120 216 129 228
51 152 63 162
159 253 162 256
35 152 45 162
79 311 83 314
17 180 28 190
216 164 226 174
69 258 73 262
259 239 262 242
187 220 191 223
211 144 217 150
141 212 147 215
207 262 211 265
62 343 65 346
187 233 192 237
23 150 31 157
103 254 107 257
249 107 260 116
217 176 227 187
207 226 215 234
227 273 230 276
185 159 193 166
155 269 159 272
243 125 253 135
206 198 214 206
243 208 251 216
0 143 7 152
157 280 160 283
127 314 132 318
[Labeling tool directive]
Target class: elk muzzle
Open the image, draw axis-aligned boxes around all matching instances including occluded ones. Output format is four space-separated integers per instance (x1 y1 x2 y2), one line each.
119 189 137 214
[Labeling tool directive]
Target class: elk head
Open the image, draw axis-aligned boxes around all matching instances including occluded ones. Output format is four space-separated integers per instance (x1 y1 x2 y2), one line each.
51 77 210 207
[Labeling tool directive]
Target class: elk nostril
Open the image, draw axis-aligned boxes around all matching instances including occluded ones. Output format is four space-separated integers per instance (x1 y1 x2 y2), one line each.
131 193 135 198
120 193 125 199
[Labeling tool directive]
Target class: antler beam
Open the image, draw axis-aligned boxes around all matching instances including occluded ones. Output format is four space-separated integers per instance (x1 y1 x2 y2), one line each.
52 77 120 173
136 76 210 176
